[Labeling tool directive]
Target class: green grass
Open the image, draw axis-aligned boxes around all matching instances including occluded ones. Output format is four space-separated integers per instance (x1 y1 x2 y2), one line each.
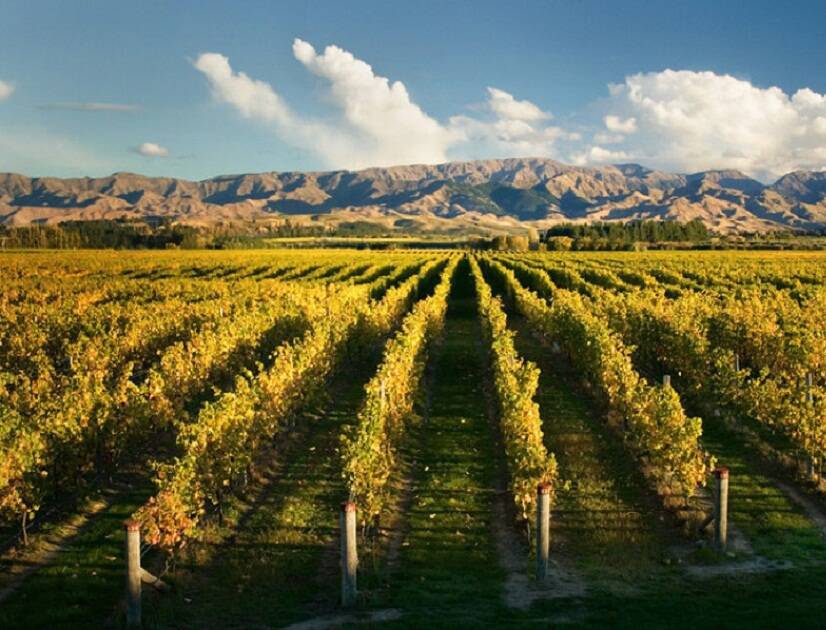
511 318 678 576
533 565 826 628
699 414 826 563
0 474 153 629
141 363 376 628
372 260 508 627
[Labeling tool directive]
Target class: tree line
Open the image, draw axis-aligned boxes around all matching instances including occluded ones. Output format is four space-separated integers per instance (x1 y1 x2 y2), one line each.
2 218 825 250
0 219 334 250
544 220 709 250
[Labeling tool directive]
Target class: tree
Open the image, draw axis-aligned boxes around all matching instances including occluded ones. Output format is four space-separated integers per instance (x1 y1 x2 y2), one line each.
546 236 573 251
507 235 530 251
492 235 508 251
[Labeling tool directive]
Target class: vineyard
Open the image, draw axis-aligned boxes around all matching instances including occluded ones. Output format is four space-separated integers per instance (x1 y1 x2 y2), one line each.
2 248 826 628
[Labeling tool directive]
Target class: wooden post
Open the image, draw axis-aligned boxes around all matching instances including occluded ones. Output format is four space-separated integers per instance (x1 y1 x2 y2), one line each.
807 457 817 481
340 501 358 607
734 353 740 372
713 468 729 552
806 373 817 481
124 520 142 627
536 483 551 581
662 374 671 387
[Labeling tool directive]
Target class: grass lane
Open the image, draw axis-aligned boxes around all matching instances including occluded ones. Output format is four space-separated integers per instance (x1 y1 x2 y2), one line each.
378 259 507 627
141 363 376 628
0 474 152 629
698 413 826 563
511 318 677 576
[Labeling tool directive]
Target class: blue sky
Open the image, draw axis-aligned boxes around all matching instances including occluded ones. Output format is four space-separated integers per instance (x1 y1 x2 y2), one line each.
1 0 825 181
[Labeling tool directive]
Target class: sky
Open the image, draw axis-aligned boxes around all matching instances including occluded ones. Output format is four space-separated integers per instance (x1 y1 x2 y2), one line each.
1 0 825 182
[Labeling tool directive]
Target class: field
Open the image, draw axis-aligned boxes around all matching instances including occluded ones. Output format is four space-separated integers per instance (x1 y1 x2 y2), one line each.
2 248 826 628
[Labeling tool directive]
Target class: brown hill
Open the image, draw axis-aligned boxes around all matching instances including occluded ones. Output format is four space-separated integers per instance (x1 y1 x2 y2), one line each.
1 159 825 233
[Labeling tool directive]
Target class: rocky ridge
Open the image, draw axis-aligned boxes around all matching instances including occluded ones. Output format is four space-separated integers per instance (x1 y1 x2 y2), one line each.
2 158 826 233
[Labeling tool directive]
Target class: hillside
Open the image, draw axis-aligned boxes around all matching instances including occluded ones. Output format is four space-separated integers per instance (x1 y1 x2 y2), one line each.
2 159 826 233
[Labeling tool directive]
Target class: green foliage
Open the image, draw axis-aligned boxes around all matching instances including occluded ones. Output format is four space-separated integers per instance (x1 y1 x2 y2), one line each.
484 257 712 503
469 256 558 521
135 257 449 549
341 257 457 524
545 220 710 250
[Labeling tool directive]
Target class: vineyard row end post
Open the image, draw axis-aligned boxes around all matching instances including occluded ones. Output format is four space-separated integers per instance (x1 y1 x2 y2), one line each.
536 483 551 581
805 372 818 481
124 520 142 627
340 501 358 607
713 468 729 552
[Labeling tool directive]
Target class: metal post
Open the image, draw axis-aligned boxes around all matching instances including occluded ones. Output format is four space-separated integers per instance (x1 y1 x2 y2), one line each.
713 468 729 552
340 501 358 607
536 483 551 581
734 353 740 372
663 374 671 387
124 520 141 627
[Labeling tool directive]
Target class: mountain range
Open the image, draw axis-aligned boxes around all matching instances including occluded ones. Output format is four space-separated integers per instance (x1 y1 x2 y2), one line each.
2 158 826 234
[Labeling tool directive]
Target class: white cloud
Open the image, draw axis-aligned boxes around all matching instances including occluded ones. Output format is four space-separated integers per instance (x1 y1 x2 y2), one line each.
486 87 550 122
192 41 826 180
0 80 13 101
193 51 355 167
603 114 637 134
582 70 826 180
193 41 572 169
40 102 141 112
134 142 169 157
448 87 574 159
195 43 453 168
571 146 629 165
291 39 454 166
194 53 294 125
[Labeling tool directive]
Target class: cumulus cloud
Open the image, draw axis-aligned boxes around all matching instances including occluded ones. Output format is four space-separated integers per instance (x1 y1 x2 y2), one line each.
582 70 826 180
486 87 550 122
291 39 454 165
603 115 637 134
194 43 452 167
571 145 630 166
195 44 441 168
193 40 571 168
192 41 826 180
39 102 141 112
134 142 169 157
0 80 13 101
194 53 294 124
448 86 574 160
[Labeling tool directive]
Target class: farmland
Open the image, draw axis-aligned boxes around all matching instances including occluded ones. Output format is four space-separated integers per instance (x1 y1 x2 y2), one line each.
2 249 826 628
